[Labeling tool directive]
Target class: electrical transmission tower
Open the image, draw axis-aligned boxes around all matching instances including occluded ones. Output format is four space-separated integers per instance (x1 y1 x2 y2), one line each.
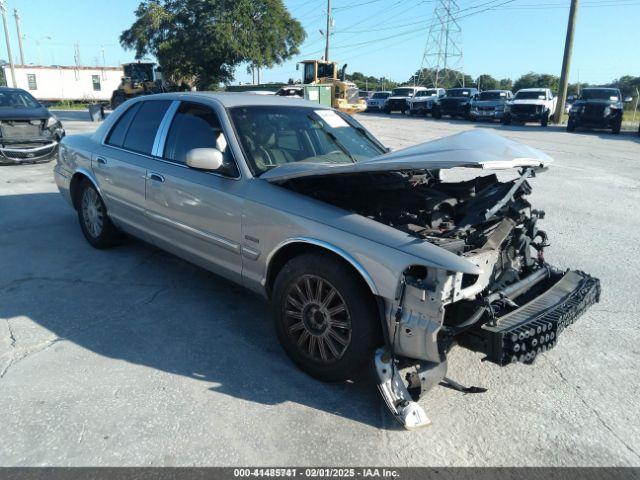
417 0 464 88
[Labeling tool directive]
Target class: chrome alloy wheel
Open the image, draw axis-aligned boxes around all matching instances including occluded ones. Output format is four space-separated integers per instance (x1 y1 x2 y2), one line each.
81 187 104 238
283 275 352 364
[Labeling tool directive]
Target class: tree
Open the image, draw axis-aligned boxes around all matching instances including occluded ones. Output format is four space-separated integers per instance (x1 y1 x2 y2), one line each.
498 78 513 90
120 0 305 89
477 74 498 90
513 72 560 92
346 71 398 91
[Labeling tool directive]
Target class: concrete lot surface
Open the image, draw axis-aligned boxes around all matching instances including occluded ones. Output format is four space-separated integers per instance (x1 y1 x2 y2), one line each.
1 110 639 466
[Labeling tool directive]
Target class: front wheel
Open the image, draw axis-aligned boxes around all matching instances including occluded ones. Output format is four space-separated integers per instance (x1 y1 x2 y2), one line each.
541 111 549 127
502 114 512 125
567 119 576 132
612 119 621 134
271 253 380 382
432 107 442 119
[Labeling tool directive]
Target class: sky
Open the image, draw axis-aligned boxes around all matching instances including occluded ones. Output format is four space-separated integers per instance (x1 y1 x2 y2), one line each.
3 0 639 87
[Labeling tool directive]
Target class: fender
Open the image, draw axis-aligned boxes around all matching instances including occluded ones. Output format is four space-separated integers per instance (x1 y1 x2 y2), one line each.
265 236 380 296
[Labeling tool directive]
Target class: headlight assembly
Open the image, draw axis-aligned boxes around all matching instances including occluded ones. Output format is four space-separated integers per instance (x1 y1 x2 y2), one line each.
46 116 60 129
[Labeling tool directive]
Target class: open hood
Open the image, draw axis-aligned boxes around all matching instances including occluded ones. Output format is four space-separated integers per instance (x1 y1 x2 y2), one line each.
262 129 553 183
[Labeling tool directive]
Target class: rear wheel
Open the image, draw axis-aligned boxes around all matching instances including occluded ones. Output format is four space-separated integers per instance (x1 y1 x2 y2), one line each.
77 180 120 249
271 253 380 382
567 118 576 132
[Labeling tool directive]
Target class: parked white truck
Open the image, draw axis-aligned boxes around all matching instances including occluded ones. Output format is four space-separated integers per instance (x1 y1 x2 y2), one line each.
503 88 557 127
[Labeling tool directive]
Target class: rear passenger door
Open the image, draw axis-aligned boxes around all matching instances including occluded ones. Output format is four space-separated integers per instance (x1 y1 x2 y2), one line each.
93 99 172 239
144 101 246 283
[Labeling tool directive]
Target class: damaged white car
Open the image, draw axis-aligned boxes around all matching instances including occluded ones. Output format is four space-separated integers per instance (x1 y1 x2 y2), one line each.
54 94 600 430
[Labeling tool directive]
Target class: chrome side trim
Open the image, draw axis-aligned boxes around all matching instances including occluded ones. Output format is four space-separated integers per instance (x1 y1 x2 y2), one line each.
146 210 240 254
152 100 181 157
0 141 58 153
265 237 379 295
241 246 261 261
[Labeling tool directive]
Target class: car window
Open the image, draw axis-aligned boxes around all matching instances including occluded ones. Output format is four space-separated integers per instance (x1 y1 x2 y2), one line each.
163 101 238 177
121 100 171 155
229 106 385 176
106 102 142 148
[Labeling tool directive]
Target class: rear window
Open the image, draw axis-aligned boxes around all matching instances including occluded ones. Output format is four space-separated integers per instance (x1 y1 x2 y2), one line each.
106 103 141 148
107 100 171 155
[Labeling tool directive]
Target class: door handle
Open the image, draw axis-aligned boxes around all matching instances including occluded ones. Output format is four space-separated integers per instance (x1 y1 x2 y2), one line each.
148 172 165 183
96 156 107 165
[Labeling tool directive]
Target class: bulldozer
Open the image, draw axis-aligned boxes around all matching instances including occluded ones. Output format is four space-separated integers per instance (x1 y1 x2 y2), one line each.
299 60 366 114
110 62 173 109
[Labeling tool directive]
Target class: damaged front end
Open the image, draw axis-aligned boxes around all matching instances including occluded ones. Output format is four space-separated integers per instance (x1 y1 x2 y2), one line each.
284 164 600 429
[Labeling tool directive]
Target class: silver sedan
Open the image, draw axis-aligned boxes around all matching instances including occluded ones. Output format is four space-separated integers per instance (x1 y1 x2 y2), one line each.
54 93 600 429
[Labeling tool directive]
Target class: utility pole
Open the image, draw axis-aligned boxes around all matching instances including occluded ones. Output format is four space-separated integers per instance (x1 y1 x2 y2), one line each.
553 0 579 124
0 1 16 87
324 0 331 61
13 8 24 65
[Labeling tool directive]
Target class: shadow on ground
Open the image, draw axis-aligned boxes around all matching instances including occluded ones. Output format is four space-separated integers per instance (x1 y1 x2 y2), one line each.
0 192 393 430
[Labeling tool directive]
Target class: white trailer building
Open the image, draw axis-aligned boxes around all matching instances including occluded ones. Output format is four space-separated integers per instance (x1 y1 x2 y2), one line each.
2 65 122 102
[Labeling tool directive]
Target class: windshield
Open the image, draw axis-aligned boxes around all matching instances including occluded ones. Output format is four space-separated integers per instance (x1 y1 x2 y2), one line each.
0 90 40 108
515 90 547 100
579 89 620 101
229 106 385 176
478 91 507 100
446 88 471 97
416 90 438 97
372 92 389 99
391 88 415 97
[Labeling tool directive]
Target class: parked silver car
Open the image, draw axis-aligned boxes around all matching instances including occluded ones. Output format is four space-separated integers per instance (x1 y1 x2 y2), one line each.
54 93 600 429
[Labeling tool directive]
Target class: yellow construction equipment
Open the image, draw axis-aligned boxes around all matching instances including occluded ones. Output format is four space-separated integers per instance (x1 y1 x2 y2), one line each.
110 62 170 109
299 60 366 114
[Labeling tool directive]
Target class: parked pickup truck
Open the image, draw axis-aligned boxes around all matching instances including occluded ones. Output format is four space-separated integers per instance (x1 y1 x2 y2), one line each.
433 87 479 119
503 88 557 127
567 88 630 134
407 88 445 116
469 90 513 122
383 86 427 114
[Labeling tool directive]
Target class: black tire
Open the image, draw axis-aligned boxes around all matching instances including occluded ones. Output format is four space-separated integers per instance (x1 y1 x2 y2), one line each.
408 109 414 116
541 111 549 127
433 107 442 119
612 119 621 135
110 90 127 110
271 253 380 382
567 119 576 132
502 114 511 126
77 180 120 249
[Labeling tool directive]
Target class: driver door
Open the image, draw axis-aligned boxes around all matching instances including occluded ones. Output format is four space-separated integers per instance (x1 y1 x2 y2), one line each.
144 101 246 283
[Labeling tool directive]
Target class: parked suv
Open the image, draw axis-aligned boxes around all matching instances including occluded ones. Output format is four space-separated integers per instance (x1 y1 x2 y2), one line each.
433 87 479 119
470 90 513 122
365 91 391 111
383 86 427 114
503 88 557 127
407 88 445 116
567 88 629 134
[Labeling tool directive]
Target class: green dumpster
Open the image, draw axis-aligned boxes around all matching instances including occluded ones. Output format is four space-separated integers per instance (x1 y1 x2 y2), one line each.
304 85 332 107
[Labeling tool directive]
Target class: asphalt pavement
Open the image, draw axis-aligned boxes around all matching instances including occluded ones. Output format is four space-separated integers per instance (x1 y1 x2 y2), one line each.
1 109 639 466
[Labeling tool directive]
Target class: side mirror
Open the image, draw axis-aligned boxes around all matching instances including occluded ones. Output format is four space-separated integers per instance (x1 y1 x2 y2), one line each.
624 96 633 103
186 148 224 171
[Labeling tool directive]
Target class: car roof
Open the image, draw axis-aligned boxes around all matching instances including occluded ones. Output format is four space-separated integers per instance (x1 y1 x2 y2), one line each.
518 88 548 91
131 91 330 109
482 89 510 93
582 87 619 91
0 86 27 92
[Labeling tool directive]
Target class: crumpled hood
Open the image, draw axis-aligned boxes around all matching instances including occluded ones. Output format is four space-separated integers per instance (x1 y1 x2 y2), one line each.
262 129 553 183
0 106 51 121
